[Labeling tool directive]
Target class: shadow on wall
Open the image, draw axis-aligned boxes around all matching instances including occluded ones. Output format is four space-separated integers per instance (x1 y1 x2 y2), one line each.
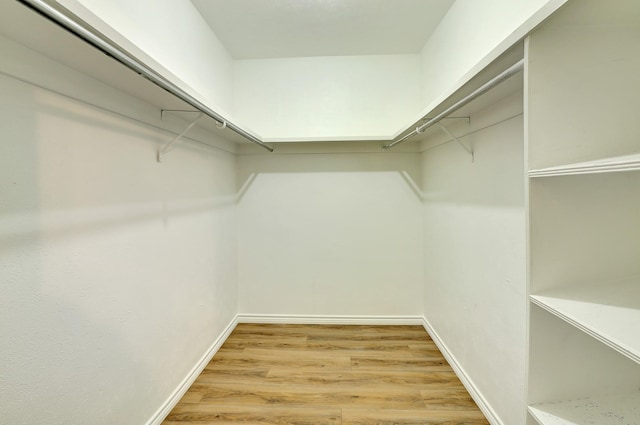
0 75 237 255
235 110 524 209
420 114 524 208
236 151 424 202
0 76 155 425
234 149 425 317
0 72 237 424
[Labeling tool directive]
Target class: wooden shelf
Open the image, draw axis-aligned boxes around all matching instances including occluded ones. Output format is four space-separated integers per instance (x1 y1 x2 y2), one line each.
529 153 640 178
528 390 640 425
530 277 640 365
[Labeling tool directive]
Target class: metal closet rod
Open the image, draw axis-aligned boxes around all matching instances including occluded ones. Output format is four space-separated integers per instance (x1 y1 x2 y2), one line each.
384 58 525 150
18 0 274 153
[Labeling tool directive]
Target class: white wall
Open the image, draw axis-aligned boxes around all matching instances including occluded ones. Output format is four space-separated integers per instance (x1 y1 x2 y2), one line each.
237 151 423 317
419 0 566 115
59 0 235 115
233 55 423 141
0 36 237 425
421 94 526 425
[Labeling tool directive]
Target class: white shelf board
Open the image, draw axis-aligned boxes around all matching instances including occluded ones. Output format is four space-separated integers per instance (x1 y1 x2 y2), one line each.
528 391 640 425
530 277 640 364
529 153 640 177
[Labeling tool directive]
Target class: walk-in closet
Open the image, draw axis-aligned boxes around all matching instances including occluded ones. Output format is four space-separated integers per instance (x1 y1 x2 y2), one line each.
1 1 638 424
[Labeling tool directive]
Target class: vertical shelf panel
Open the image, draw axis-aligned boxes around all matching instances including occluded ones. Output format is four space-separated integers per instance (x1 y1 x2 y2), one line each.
527 0 640 170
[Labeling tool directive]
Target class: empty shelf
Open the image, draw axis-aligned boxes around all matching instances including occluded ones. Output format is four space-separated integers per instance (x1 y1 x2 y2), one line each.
529 390 640 425
529 153 640 177
530 277 640 364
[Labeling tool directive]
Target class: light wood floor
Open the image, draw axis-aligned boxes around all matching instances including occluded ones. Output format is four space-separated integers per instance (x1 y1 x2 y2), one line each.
162 324 489 425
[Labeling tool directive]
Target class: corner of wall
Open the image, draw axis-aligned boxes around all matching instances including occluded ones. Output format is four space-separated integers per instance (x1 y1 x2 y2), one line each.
421 317 504 425
145 315 240 425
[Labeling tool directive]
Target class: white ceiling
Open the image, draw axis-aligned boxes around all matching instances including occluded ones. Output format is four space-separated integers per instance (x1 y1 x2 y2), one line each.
191 0 455 59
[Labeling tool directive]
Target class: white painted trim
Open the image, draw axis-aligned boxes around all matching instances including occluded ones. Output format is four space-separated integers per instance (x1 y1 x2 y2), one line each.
237 314 424 325
421 317 504 425
145 315 239 425
528 153 640 177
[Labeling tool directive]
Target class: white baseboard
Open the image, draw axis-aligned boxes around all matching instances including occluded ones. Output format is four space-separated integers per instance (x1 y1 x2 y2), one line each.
237 313 424 325
421 317 503 425
145 315 239 425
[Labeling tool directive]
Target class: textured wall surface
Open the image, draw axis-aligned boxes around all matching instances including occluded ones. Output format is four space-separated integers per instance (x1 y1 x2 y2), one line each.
421 94 526 425
0 40 238 425
237 152 424 317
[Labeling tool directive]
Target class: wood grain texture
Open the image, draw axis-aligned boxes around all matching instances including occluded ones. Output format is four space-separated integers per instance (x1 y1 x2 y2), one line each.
162 324 489 424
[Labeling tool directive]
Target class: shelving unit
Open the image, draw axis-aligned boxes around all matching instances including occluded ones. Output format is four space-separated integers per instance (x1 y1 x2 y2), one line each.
526 1 640 424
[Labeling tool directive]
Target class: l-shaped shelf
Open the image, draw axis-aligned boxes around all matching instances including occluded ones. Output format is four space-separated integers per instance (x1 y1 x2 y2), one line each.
3 1 529 154
529 153 640 177
528 390 640 425
530 277 640 365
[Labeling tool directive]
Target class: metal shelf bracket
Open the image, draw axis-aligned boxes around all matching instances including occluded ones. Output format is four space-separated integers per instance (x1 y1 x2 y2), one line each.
157 113 203 162
436 122 474 162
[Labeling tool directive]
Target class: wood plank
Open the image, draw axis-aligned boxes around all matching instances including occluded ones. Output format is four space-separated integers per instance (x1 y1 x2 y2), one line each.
165 405 341 425
240 346 434 361
223 337 438 351
188 382 426 408
265 367 462 386
342 408 489 424
209 349 353 369
420 388 479 410
175 391 203 404
350 355 448 370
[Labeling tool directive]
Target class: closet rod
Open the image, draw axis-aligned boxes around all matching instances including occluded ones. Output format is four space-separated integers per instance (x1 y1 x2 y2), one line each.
18 0 274 153
384 59 524 150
